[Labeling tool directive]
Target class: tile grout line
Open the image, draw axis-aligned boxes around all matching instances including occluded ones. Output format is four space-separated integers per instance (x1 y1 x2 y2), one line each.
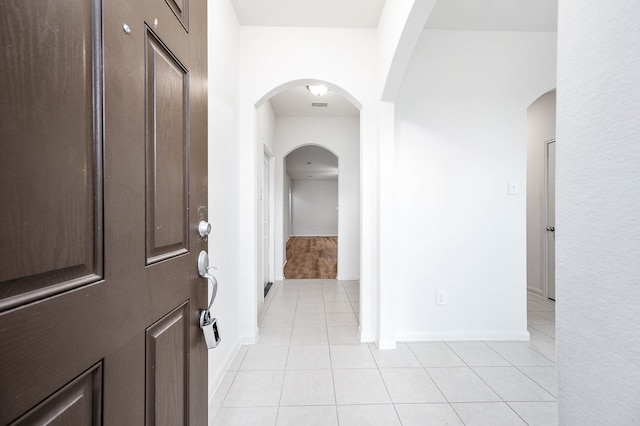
522 328 557 363
324 280 339 423
511 365 558 400
461 299 556 424
407 343 466 425
505 401 532 425
367 341 405 425
216 284 554 425
449 339 555 415
275 280 300 425
366 336 401 424
441 341 496 424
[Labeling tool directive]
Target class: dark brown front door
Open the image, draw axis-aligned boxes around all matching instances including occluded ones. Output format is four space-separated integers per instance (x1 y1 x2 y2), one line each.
0 0 208 423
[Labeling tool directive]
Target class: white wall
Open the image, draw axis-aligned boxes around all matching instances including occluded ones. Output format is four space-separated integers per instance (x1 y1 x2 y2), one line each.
206 0 241 401
237 27 379 342
376 0 439 349
526 91 556 296
291 179 338 236
274 116 361 281
393 30 557 340
257 101 276 154
557 1 640 423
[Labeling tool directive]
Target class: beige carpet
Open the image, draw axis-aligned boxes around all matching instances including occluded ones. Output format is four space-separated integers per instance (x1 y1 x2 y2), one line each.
284 236 337 279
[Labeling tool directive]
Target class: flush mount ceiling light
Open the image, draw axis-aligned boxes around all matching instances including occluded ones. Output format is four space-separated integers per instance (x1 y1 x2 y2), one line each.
307 85 329 97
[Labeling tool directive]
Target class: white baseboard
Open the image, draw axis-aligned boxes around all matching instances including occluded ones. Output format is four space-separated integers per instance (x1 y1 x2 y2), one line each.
276 261 286 281
240 328 259 345
360 333 376 343
208 326 262 403
290 234 338 237
208 336 242 405
337 274 360 281
395 330 531 342
358 324 376 343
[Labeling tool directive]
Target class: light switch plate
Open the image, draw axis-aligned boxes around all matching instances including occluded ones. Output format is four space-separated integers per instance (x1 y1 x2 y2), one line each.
508 180 519 195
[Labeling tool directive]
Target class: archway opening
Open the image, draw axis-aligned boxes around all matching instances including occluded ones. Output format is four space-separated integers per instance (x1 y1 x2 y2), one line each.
254 81 362 326
284 145 339 279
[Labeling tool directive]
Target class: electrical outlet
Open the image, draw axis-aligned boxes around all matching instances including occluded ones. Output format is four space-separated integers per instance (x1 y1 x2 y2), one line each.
437 290 447 305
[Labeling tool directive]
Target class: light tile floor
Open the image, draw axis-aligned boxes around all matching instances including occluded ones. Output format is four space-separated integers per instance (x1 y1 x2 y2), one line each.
210 280 557 425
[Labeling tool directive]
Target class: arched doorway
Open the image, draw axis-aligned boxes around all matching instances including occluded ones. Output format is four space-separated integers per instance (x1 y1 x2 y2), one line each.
254 82 361 319
284 145 339 279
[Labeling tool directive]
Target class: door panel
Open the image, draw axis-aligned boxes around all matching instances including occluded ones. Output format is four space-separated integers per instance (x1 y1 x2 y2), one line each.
0 0 107 421
165 0 189 30
145 29 190 264
0 284 116 422
12 363 103 426
0 0 103 311
146 302 189 426
0 0 208 423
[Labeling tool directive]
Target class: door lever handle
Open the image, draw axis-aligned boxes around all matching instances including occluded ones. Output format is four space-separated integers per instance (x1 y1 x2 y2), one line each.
197 250 221 349
197 251 210 277
197 250 218 311
546 226 555 232
202 273 218 311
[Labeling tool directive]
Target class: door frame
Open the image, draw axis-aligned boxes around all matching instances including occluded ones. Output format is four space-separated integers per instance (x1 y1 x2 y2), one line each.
257 145 275 312
544 138 556 300
263 148 274 287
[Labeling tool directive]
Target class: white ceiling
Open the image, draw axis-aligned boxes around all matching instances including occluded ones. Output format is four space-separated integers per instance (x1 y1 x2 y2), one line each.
253 0 557 179
230 0 387 28
286 145 338 180
231 0 557 31
271 86 356 180
425 0 557 31
269 86 359 118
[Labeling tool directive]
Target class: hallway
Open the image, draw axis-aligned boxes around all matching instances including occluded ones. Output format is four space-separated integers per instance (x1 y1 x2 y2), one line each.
209 280 557 425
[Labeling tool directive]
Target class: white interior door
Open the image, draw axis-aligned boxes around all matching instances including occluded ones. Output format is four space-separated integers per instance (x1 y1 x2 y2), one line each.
263 153 270 289
546 140 556 300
